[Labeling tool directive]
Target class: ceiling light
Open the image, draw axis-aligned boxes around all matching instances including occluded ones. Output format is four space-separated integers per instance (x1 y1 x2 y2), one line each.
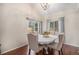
40 3 48 10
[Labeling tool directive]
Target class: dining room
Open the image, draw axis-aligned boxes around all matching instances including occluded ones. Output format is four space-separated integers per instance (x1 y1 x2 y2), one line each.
0 3 79 55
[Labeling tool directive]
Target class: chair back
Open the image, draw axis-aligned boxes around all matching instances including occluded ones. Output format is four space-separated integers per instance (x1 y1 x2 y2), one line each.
27 33 38 52
57 33 64 50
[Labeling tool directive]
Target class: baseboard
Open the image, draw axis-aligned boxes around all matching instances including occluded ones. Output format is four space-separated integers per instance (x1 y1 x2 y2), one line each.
1 43 28 54
64 43 79 48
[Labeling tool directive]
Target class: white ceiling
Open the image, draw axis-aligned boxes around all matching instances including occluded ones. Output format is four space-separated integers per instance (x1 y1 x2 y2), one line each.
28 3 78 17
1 3 79 19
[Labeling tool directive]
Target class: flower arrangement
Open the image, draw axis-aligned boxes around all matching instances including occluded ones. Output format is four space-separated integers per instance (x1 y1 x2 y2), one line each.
43 31 50 37
43 32 50 35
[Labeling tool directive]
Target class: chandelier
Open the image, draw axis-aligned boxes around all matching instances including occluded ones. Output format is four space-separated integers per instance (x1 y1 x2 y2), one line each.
40 3 48 10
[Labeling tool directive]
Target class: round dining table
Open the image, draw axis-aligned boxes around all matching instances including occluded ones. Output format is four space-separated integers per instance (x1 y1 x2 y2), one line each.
38 34 58 54
38 34 58 44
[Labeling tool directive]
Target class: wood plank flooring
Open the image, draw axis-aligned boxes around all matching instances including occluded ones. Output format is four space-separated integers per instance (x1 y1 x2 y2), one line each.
2 44 79 55
63 44 79 55
2 45 28 55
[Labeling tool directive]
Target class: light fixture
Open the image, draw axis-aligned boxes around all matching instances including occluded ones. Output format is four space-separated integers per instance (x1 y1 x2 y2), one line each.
40 3 48 10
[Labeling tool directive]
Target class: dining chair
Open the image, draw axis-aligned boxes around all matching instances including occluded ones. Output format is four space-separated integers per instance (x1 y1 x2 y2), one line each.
27 33 43 55
48 33 64 55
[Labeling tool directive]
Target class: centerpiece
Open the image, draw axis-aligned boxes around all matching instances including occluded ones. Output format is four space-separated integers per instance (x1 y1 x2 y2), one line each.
43 31 50 38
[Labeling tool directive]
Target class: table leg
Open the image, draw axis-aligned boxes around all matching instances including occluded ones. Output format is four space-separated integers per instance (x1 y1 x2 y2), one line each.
44 47 48 54
43 45 49 55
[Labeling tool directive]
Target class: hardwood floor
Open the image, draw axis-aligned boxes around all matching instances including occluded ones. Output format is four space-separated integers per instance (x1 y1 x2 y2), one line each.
2 44 79 55
63 44 79 55
2 45 28 55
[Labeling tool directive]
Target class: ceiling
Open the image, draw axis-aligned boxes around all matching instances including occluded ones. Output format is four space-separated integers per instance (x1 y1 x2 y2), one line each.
1 3 79 20
28 3 78 18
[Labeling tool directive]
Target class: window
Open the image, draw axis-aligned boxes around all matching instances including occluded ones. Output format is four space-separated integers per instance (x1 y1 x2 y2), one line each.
28 20 42 34
48 20 58 32
47 17 64 33
55 21 58 32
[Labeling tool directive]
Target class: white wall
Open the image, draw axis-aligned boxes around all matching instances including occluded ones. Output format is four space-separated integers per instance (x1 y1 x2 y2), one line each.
51 8 79 47
0 4 39 54
0 4 3 49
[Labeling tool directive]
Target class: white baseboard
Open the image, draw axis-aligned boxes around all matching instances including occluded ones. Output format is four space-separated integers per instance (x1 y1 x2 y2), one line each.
64 43 79 48
1 43 28 54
